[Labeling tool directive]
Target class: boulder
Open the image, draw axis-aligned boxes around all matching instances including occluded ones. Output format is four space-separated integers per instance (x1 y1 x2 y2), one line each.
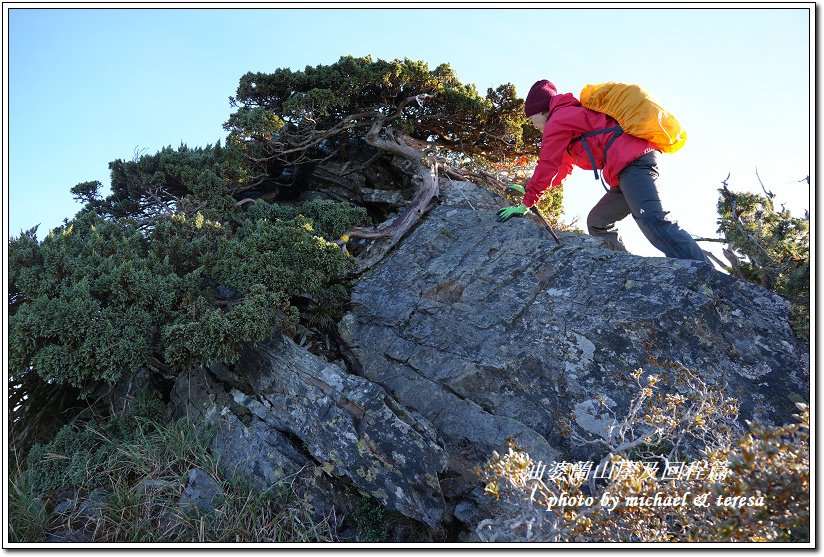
178 468 225 515
171 335 448 528
171 178 808 539
338 178 809 518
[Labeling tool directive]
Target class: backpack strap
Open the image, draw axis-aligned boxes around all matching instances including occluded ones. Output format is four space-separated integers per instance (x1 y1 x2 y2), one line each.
571 126 624 190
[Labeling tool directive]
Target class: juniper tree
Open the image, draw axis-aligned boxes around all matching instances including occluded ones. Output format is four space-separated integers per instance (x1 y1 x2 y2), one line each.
9 55 552 455
713 175 809 338
224 55 559 270
8 198 368 460
70 142 251 227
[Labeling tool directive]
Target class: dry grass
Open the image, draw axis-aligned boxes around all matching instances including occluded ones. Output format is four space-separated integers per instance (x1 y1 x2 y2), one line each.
9 416 338 543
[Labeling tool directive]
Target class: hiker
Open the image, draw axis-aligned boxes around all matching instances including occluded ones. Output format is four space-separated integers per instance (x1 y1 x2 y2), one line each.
498 79 710 263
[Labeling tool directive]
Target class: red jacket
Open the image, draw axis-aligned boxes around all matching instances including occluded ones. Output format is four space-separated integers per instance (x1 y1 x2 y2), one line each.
523 92 657 208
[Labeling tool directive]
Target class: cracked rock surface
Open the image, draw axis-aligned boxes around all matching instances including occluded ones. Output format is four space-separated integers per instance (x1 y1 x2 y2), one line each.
339 179 808 520
171 179 808 537
171 335 447 529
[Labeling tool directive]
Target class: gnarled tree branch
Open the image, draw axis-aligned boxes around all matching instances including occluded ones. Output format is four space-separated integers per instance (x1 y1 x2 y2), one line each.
338 116 441 273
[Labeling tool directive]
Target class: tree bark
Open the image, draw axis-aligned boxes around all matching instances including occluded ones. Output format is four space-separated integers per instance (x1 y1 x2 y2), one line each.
339 120 441 274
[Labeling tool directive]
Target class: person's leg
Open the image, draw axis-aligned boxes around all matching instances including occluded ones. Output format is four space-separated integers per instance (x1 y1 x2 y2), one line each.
587 189 631 251
619 151 710 263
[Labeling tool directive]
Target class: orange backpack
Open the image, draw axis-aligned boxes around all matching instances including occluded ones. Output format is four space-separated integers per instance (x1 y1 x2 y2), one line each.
579 82 687 154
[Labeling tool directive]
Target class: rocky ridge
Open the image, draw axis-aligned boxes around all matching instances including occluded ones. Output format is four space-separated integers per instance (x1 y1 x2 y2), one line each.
173 179 809 539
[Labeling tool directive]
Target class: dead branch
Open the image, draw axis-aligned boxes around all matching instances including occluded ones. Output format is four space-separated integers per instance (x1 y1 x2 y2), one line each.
339 149 385 176
448 167 507 191
754 167 775 199
722 247 744 279
704 250 731 274
277 110 383 156
385 93 437 123
337 117 440 273
720 182 777 288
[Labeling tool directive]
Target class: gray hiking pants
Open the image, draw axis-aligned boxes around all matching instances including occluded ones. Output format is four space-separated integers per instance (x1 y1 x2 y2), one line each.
586 151 710 263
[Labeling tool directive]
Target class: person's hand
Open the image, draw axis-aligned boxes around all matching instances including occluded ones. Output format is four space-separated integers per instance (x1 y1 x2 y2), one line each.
497 203 529 222
505 184 526 195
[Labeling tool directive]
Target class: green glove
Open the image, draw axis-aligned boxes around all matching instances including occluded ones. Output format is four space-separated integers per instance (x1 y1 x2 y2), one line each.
497 203 529 222
506 184 526 195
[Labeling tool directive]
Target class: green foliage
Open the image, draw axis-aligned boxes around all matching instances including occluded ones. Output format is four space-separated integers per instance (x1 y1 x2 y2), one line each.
85 142 249 224
347 495 434 543
226 55 535 174
351 497 391 542
160 283 295 370
150 211 230 276
8 225 41 317
165 201 364 365
243 198 370 241
716 186 809 337
535 188 566 229
208 217 347 298
10 195 366 391
9 211 179 390
70 180 103 204
226 106 285 141
23 391 168 494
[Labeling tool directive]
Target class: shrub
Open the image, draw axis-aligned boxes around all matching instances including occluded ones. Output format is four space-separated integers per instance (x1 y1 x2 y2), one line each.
351 497 391 542
244 198 370 241
77 142 251 225
9 198 367 391
477 365 809 543
9 211 179 391
716 185 809 339
23 391 168 494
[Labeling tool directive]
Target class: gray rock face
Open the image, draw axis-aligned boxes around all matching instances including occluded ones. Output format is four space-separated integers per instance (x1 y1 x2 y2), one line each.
238 337 447 528
171 178 808 538
172 335 448 528
339 179 809 479
178 469 224 515
171 364 311 492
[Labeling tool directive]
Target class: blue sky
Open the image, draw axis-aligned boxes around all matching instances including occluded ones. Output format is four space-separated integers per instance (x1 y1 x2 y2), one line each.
7 6 812 259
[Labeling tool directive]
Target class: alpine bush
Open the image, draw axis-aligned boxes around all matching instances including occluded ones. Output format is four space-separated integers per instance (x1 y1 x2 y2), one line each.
716 185 809 338
478 365 810 543
9 198 368 391
24 391 168 494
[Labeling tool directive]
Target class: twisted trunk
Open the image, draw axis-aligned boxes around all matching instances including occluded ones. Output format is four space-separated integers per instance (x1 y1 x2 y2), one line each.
340 120 441 273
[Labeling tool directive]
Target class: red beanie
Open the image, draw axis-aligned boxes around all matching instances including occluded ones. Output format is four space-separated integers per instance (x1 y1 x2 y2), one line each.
524 80 557 117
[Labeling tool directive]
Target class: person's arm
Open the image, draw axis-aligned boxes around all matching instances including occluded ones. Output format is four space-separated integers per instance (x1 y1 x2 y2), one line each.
523 126 576 208
551 151 575 188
